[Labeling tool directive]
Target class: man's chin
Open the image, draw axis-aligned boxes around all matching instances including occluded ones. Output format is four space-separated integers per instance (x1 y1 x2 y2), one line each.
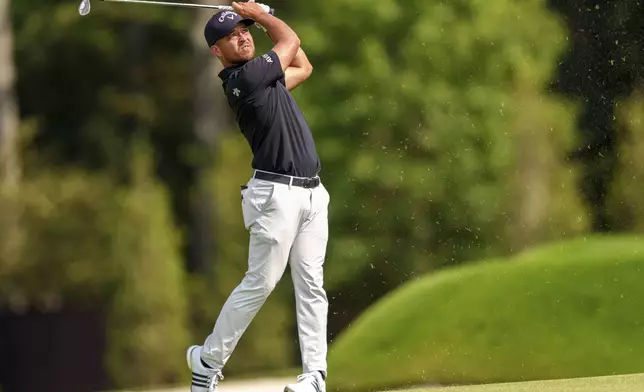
230 50 255 65
241 47 255 57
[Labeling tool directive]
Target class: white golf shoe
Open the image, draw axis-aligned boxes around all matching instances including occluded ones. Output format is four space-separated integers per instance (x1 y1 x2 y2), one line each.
284 371 326 392
186 345 223 392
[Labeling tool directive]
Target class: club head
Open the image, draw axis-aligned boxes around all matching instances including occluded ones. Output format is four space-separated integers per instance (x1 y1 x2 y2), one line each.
79 0 91 15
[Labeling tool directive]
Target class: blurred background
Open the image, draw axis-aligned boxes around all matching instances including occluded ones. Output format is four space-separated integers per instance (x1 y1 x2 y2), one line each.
1 0 644 391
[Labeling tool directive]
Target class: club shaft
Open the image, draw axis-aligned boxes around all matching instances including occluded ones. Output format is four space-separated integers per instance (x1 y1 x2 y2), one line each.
101 0 233 11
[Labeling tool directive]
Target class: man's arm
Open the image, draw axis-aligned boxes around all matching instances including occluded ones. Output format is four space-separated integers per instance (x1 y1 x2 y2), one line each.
265 29 313 91
232 1 300 71
284 49 313 91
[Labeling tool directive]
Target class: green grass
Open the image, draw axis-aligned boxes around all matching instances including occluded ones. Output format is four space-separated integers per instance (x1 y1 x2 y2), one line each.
327 235 644 392
414 372 644 392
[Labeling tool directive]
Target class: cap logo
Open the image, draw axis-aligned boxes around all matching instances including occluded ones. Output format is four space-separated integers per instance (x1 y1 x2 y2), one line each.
218 11 236 23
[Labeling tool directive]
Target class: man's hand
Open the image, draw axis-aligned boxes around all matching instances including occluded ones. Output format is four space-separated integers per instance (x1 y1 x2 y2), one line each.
231 1 270 21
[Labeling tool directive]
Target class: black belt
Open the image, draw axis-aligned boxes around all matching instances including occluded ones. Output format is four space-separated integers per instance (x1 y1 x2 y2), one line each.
254 171 320 189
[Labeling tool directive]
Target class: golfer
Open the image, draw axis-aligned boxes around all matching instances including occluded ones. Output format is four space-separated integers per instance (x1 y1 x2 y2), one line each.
186 2 330 392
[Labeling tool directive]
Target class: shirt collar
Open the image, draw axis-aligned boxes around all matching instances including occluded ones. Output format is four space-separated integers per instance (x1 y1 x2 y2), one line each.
218 62 245 81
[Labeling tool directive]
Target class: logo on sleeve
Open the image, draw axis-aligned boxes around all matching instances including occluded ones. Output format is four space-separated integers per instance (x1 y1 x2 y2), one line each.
262 53 273 63
233 88 241 97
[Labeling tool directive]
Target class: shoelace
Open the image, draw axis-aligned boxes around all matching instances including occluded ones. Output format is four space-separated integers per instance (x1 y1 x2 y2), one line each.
208 372 224 392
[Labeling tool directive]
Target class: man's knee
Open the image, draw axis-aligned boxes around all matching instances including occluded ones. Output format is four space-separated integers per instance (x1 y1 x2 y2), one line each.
241 267 283 297
258 273 281 295
295 265 324 287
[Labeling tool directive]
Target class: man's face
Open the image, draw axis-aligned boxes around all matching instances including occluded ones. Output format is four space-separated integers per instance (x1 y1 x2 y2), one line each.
212 23 255 65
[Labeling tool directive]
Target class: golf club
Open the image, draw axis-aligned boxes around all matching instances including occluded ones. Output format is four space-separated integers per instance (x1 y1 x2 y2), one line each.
79 0 274 16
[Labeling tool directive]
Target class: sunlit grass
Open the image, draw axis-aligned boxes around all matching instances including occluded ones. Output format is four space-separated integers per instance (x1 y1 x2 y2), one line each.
413 372 644 392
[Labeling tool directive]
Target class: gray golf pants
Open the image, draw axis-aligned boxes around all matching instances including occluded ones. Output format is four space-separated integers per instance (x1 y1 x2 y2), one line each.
202 172 330 375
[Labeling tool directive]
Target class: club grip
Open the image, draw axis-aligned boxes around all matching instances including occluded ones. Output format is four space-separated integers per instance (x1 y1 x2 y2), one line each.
249 1 274 15
224 3 274 15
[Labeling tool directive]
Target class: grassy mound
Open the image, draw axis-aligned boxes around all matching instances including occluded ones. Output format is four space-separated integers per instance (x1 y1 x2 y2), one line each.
327 235 644 392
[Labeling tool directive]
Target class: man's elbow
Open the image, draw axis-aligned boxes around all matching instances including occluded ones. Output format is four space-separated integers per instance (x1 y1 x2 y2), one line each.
284 36 301 63
304 63 313 78
292 35 301 48
285 35 301 52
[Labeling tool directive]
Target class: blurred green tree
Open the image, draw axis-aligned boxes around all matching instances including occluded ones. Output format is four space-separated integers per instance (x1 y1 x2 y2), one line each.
0 140 190 388
106 140 190 388
283 0 588 335
0 168 119 311
608 86 644 232
11 0 202 269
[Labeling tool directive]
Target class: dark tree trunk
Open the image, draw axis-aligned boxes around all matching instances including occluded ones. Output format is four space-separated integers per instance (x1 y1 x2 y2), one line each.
0 0 22 277
547 0 643 232
187 3 233 274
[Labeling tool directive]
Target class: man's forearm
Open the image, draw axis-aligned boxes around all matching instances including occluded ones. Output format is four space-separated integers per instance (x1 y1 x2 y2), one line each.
255 12 300 48
253 11 300 69
291 48 312 70
283 47 313 91
265 29 310 69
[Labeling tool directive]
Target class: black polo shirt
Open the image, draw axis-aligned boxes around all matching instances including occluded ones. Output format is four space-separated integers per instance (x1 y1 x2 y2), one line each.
218 50 321 178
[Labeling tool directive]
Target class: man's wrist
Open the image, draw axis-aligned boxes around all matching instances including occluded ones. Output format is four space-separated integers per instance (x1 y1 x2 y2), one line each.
254 10 272 25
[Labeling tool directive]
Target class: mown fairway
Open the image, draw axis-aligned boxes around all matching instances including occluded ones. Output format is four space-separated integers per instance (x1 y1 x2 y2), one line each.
413 373 644 392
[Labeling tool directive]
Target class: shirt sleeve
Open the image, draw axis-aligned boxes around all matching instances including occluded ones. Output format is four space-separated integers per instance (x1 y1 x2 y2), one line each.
237 50 285 93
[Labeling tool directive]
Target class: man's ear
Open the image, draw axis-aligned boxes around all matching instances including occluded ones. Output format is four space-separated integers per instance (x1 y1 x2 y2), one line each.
210 44 222 57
